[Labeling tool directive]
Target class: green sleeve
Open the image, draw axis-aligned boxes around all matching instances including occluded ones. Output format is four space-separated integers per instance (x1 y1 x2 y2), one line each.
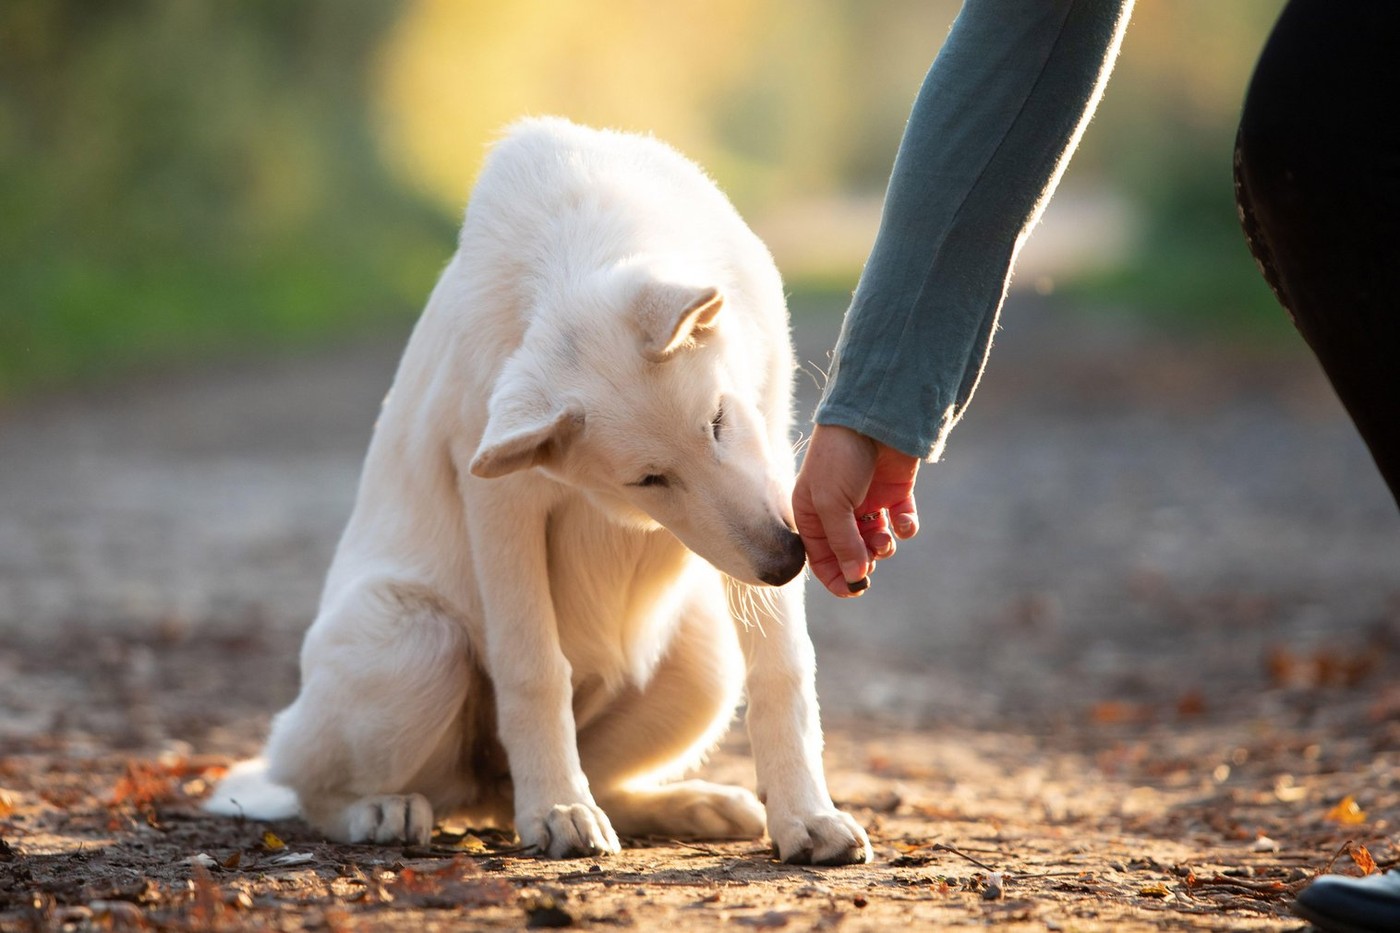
814 0 1132 460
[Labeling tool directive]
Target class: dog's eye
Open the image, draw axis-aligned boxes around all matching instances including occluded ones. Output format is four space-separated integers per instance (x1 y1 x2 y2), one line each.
631 474 670 489
710 404 723 442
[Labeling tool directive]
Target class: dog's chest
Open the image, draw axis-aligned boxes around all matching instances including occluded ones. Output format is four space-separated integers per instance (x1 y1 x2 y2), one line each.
544 500 701 691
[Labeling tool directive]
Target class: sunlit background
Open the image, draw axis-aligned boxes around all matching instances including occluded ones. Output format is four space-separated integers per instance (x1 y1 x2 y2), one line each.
1 0 1288 400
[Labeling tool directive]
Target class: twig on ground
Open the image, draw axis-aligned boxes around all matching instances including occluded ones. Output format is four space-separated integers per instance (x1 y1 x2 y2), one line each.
1321 839 1354 876
929 844 998 873
663 839 727 857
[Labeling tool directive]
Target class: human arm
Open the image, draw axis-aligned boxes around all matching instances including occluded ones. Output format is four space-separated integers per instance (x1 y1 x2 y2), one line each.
800 0 1133 596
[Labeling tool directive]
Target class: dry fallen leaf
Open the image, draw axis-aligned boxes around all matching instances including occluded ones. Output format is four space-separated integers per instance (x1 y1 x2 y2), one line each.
109 761 177 809
454 833 488 854
1325 795 1367 826
1348 842 1378 876
1175 690 1206 719
188 864 226 928
1265 646 1297 687
1138 882 1172 898
389 857 516 909
1091 701 1153 725
261 830 287 850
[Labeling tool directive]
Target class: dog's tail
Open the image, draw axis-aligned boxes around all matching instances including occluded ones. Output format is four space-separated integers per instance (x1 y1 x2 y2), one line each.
204 758 301 821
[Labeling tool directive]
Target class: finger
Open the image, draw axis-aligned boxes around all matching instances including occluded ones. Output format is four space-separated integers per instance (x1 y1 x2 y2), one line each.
794 498 865 598
812 497 870 595
797 534 863 597
856 510 894 560
810 550 856 598
855 509 886 530
867 532 895 560
794 522 845 595
888 494 919 540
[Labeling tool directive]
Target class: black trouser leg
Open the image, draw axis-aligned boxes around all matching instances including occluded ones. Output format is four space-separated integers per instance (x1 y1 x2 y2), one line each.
1235 0 1400 508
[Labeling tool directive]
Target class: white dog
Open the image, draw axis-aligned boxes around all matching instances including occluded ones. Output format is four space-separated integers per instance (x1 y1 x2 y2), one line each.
208 117 871 865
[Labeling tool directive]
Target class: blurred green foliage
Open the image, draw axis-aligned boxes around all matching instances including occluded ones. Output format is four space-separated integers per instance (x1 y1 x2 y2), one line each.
1056 0 1290 338
0 1 453 398
0 0 1296 401
1061 124 1290 340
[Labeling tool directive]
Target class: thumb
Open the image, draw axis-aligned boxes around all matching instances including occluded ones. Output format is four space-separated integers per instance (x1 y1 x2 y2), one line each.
812 494 871 593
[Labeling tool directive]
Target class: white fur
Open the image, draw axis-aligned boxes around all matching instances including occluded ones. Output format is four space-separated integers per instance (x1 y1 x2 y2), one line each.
206 117 870 864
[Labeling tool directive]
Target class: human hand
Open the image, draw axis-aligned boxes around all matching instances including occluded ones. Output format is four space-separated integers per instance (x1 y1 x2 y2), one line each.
792 424 920 598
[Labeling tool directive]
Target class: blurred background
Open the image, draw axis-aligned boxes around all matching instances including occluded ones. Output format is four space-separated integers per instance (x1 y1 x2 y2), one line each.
3 0 1398 742
1 0 1289 399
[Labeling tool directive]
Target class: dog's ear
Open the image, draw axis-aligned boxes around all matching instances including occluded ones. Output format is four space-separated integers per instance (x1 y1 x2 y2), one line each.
469 394 585 479
635 282 723 362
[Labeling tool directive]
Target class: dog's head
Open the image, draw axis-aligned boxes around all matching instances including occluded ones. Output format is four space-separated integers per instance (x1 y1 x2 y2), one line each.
468 269 804 587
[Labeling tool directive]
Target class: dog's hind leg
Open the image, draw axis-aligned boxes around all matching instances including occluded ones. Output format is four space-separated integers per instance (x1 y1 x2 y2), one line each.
262 580 476 845
580 591 765 841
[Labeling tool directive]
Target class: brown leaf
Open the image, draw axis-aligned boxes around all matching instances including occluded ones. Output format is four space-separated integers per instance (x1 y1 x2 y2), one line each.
1325 795 1367 826
389 857 516 909
454 833 488 854
188 864 226 928
1265 646 1295 687
1090 701 1152 725
1175 690 1206 719
1348 842 1378 876
109 761 177 809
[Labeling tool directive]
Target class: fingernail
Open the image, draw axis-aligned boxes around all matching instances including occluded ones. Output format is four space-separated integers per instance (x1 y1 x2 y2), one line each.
846 576 869 594
872 534 894 557
895 517 914 536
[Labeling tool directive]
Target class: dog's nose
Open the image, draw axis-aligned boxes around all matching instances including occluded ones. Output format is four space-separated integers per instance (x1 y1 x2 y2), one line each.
756 528 807 586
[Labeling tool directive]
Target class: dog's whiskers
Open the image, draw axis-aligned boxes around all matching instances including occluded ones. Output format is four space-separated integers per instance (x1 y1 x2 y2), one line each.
797 355 832 394
724 576 784 636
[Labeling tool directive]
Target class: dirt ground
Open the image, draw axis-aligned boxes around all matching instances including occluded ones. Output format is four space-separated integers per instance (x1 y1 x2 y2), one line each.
3 298 1399 931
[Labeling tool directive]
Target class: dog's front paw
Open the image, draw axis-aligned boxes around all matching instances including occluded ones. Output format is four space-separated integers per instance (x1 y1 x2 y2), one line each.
345 794 434 845
519 803 621 859
768 808 872 865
